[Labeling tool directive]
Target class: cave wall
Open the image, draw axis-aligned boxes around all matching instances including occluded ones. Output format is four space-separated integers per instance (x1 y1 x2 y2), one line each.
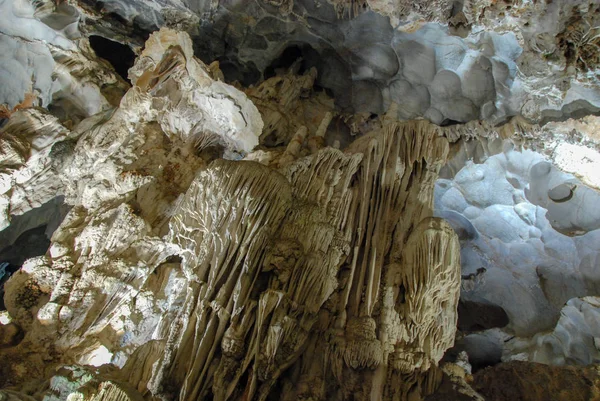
2 1 600 400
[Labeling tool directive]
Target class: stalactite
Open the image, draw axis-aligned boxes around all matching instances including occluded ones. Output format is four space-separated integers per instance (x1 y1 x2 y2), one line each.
0 30 463 401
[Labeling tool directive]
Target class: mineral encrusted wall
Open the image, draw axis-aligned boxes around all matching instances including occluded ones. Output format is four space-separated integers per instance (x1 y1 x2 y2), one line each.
0 28 464 401
2 1 600 401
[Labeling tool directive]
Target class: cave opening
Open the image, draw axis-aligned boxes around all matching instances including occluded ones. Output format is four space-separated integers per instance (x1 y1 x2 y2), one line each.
0 225 51 311
439 118 463 127
263 42 350 105
89 35 136 82
217 59 261 87
264 43 322 81
0 196 71 311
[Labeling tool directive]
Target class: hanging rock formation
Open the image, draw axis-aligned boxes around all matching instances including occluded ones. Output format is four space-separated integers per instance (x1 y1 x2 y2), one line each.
2 1 600 400
0 28 463 401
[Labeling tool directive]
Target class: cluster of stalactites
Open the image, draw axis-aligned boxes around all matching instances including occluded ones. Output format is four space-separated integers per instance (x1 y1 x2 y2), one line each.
0 27 462 401
393 217 461 373
90 120 457 401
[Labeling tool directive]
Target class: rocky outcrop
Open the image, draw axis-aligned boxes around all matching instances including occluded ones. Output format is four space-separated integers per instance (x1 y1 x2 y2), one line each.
506 296 600 366
0 0 128 125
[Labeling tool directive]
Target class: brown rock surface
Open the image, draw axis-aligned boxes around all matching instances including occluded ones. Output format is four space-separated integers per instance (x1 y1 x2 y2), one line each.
472 361 600 401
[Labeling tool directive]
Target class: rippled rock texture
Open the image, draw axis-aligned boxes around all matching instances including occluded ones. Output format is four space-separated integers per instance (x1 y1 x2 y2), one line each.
433 120 600 368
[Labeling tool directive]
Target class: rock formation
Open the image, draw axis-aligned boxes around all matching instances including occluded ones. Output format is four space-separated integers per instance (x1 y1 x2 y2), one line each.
0 25 463 401
1 1 600 400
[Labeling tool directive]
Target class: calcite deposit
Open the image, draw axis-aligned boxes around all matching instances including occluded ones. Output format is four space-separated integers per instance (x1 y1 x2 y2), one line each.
1 1 600 401
0 25 463 401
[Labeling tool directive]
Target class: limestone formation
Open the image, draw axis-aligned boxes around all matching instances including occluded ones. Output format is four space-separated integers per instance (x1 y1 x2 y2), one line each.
24 0 598 124
0 26 466 401
432 129 600 369
2 1 600 401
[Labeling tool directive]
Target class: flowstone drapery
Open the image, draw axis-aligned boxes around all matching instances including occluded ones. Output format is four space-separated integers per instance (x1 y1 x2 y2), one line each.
4 1 600 399
0 29 461 401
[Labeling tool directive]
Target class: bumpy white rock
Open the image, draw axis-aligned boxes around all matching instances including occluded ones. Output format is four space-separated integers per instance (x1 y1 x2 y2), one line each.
435 133 600 364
